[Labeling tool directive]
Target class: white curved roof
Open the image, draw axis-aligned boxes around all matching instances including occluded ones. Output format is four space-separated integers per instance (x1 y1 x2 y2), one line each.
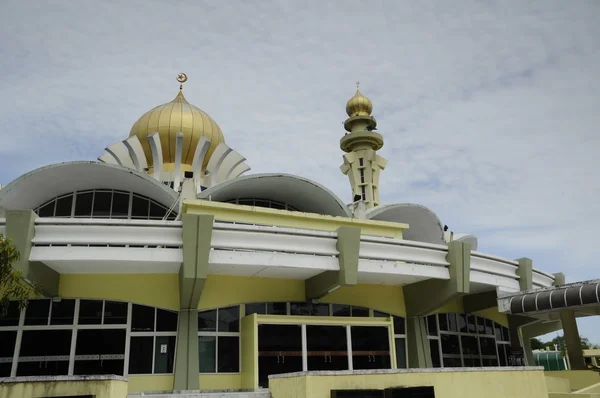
367 203 445 245
198 173 351 217
0 161 178 211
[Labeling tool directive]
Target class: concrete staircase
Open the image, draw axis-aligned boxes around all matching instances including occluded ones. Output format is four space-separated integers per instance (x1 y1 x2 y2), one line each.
127 390 271 398
546 373 600 397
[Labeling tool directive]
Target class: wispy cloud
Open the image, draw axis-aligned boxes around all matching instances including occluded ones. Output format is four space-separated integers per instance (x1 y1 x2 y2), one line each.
1 0 599 341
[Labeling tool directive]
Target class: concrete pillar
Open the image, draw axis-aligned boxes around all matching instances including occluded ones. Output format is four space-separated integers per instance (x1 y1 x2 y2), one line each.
5 210 58 296
516 257 533 291
406 317 432 369
404 241 471 317
560 310 586 370
305 226 361 299
173 213 213 390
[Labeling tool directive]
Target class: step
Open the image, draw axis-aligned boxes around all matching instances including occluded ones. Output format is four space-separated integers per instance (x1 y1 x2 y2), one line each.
128 390 270 398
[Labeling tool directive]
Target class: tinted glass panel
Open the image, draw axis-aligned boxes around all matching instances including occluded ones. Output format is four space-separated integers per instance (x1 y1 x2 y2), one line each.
266 302 287 315
129 336 153 374
50 299 75 325
155 336 176 373
75 329 126 355
467 314 477 333
332 304 351 317
74 192 94 217
311 303 329 316
485 319 494 335
78 300 103 324
55 195 73 217
393 316 405 335
198 310 217 332
24 299 50 325
426 315 437 336
111 192 130 218
458 313 467 333
218 306 239 333
440 334 460 355
131 195 149 218
245 303 266 315
351 306 369 317
476 317 486 334
0 331 17 364
92 191 112 217
199 336 216 373
38 201 55 217
480 337 497 356
395 337 407 368
156 309 178 332
290 302 310 316
104 301 128 324
74 358 123 376
0 301 21 326
149 202 167 219
131 305 154 331
218 336 240 373
20 330 72 356
447 313 458 332
429 339 441 368
438 313 448 331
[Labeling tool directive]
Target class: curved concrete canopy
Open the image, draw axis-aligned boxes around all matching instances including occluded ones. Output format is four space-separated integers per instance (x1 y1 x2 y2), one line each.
0 161 178 211
367 203 445 245
198 173 351 217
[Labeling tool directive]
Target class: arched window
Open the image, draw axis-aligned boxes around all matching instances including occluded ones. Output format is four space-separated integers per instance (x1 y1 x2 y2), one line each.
224 198 299 212
425 312 511 368
0 299 178 377
34 190 176 220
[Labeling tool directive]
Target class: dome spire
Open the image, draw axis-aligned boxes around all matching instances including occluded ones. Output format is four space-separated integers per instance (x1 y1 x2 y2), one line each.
177 72 188 91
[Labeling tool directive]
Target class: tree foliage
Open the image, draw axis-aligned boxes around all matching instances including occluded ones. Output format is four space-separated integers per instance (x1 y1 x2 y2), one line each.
531 334 599 355
0 234 36 317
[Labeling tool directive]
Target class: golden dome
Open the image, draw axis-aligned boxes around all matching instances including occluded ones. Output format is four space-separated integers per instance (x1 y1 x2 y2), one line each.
129 88 224 171
345 89 373 117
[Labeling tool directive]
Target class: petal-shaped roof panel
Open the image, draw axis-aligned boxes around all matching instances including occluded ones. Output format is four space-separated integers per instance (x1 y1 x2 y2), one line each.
368 203 445 245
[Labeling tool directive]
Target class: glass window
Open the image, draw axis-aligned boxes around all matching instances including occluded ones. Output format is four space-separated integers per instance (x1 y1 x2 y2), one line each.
461 336 481 367
104 301 128 324
218 306 239 333
466 314 477 333
92 191 112 217
149 201 167 219
50 299 75 325
485 319 494 335
457 313 467 333
438 313 448 331
18 330 72 376
38 200 55 217
78 300 103 324
393 316 405 335
218 336 240 373
156 309 178 332
290 302 310 316
245 303 266 315
351 306 369 317
111 192 130 218
129 336 153 374
310 303 329 316
199 336 216 373
480 337 497 356
441 334 460 355
198 309 217 332
494 323 503 341
131 195 150 218
429 339 441 368
266 302 287 315
132 305 154 332
74 191 94 217
332 304 351 317
0 331 17 377
447 313 458 332
74 329 125 376
426 315 437 336
476 316 486 334
373 310 388 318
154 336 177 374
395 337 407 368
0 301 21 326
24 299 50 325
501 326 510 342
55 195 73 217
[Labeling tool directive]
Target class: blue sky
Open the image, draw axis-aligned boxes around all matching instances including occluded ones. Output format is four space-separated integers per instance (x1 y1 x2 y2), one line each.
1 1 599 343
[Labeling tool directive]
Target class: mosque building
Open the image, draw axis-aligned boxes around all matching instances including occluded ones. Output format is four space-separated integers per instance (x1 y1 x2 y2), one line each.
0 75 595 398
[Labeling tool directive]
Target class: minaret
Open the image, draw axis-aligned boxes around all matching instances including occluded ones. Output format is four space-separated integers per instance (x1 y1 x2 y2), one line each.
339 83 387 210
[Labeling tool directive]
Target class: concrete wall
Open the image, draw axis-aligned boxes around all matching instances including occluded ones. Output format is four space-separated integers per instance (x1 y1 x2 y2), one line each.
0 375 127 398
546 370 600 391
269 368 549 398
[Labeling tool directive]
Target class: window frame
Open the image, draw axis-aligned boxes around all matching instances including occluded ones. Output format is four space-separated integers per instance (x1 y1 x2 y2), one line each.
197 306 241 374
0 299 178 377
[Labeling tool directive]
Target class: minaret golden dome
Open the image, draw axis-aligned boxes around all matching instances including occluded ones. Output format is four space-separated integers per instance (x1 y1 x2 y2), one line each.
345 84 373 117
128 75 224 171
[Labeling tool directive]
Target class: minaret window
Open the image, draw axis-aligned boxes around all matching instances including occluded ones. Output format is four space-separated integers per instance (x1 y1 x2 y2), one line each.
359 158 364 166
361 186 366 200
360 169 365 183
